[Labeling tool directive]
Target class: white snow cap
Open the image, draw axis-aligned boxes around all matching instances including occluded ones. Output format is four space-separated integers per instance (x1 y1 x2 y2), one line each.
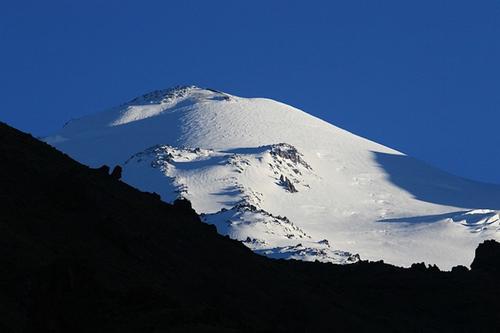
46 85 500 269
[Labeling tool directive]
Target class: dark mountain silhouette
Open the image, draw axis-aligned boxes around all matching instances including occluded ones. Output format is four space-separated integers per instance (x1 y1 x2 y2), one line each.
1 121 500 332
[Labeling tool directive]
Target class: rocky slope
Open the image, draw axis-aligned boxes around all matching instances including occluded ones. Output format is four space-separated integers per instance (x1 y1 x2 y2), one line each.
3 122 500 331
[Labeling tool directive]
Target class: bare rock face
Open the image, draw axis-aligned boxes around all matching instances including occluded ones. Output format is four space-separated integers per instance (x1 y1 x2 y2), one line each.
279 174 298 193
4 122 500 332
270 143 312 170
96 165 110 175
111 165 122 180
471 239 500 274
173 197 194 211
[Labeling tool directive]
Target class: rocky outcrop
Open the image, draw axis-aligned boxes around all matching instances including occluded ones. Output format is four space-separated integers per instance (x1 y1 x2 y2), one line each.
279 174 298 193
111 165 122 180
270 143 312 170
3 122 500 332
471 239 500 274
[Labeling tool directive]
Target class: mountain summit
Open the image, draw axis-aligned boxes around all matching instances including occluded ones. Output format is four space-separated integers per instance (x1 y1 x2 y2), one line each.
46 86 500 269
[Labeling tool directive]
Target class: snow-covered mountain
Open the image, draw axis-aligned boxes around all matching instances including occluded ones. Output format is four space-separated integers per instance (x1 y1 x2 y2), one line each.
45 86 500 269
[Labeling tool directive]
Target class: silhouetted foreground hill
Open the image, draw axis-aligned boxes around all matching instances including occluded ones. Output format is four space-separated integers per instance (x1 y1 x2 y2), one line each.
1 121 499 332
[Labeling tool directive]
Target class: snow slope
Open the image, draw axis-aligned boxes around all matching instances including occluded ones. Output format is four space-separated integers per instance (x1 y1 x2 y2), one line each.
46 86 500 269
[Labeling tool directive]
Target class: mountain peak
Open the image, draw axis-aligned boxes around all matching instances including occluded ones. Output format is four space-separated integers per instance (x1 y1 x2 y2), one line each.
46 88 500 269
125 85 230 106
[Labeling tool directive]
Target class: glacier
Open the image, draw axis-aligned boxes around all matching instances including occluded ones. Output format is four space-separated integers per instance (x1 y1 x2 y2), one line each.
45 86 500 269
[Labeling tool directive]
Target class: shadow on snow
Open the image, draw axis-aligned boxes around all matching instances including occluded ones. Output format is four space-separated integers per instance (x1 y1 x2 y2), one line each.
373 151 500 210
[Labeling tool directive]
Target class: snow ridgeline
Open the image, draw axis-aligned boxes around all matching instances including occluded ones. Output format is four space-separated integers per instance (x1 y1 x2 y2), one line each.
124 142 359 263
46 86 500 269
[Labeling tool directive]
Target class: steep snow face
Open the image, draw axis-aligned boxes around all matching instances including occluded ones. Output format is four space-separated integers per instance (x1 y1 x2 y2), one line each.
46 86 500 269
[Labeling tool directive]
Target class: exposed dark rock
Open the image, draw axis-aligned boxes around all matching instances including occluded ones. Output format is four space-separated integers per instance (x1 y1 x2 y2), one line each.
279 174 298 193
173 197 194 211
427 264 440 273
318 239 330 246
409 263 440 273
149 192 161 200
232 200 308 239
451 265 469 273
270 143 312 170
126 85 196 105
410 262 427 272
347 253 361 262
471 239 500 273
110 165 122 180
96 164 110 175
2 121 500 332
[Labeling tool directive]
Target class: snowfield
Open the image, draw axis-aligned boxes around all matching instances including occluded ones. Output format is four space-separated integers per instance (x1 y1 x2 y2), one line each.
46 86 500 269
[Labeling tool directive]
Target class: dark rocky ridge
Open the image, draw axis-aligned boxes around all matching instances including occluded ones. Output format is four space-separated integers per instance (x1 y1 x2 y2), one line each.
1 121 500 332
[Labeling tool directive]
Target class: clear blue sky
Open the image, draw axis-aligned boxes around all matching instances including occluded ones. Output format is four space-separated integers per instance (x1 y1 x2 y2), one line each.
1 1 499 183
